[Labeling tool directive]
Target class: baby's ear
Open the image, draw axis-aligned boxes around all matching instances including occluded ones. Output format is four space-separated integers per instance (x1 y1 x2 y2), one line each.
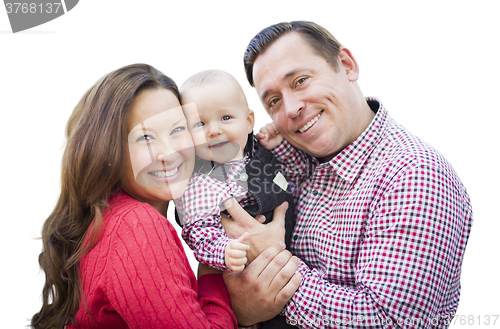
247 109 255 133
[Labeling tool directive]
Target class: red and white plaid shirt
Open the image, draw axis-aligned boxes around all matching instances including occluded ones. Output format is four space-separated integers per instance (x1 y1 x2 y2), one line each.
272 98 473 328
174 154 257 271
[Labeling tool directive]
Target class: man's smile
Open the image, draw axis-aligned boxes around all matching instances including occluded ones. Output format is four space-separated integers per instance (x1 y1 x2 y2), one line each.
298 111 323 133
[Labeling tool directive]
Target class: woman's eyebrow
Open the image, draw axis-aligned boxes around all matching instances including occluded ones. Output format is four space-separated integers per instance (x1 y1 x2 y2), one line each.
170 117 184 126
131 115 185 133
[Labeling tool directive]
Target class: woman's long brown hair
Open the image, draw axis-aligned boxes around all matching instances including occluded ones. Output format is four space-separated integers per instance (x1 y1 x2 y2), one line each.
31 64 180 328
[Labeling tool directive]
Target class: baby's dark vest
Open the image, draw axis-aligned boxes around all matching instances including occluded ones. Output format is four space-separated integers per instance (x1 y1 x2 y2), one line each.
194 139 296 250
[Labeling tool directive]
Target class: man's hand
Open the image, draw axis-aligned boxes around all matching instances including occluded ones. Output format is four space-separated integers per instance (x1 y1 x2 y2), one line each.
256 122 283 150
221 198 287 263
223 241 302 326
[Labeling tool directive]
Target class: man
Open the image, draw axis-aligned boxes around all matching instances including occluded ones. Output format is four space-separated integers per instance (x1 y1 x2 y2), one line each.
222 21 473 328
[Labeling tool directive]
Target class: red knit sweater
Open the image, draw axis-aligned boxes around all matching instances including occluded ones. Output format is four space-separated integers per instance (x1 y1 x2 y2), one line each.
67 191 237 328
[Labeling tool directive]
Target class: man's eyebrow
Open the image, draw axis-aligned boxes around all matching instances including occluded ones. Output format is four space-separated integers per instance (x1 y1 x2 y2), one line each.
261 89 271 102
260 68 309 101
283 69 300 81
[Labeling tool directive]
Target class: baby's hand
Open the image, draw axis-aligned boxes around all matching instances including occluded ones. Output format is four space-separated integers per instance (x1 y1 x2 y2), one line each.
225 232 250 272
256 123 283 150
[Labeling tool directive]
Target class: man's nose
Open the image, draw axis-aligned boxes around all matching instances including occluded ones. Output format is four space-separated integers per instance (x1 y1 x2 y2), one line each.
283 93 304 119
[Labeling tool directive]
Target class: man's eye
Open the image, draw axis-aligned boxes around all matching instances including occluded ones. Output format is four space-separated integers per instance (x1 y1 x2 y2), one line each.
194 122 205 128
269 98 280 108
171 126 186 135
222 116 230 121
297 77 306 85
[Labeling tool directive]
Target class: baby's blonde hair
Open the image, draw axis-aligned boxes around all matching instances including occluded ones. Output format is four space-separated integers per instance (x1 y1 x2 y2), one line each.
181 69 235 90
180 70 248 106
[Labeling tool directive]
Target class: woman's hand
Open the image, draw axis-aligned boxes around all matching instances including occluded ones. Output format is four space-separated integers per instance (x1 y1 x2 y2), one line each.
221 198 287 263
223 241 302 326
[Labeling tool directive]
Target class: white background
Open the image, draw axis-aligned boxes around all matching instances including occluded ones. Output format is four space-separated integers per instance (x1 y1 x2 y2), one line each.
1 1 499 327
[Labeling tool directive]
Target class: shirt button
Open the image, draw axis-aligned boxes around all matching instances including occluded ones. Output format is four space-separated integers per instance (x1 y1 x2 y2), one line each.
238 173 248 181
293 234 299 240
312 189 318 196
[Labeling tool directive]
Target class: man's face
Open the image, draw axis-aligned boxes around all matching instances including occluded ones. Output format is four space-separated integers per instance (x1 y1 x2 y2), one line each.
253 32 367 162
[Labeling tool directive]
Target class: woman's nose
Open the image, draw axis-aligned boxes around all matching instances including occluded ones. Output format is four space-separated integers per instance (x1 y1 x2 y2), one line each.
155 143 177 163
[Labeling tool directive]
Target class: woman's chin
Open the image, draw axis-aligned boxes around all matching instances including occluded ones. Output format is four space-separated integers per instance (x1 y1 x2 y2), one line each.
166 181 189 199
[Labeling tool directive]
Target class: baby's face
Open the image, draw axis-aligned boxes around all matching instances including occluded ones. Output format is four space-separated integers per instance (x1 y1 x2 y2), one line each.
182 79 254 163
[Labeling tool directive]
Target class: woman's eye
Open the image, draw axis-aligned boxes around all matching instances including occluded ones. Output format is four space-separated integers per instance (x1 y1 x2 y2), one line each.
171 126 186 135
136 134 154 142
222 115 230 121
194 122 204 128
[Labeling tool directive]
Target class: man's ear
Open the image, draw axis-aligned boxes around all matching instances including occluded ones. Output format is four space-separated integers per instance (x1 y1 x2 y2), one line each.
338 47 359 82
247 109 255 134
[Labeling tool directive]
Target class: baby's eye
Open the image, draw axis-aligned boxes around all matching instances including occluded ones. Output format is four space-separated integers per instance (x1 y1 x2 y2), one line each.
171 126 186 135
222 116 231 121
194 122 205 128
136 134 154 142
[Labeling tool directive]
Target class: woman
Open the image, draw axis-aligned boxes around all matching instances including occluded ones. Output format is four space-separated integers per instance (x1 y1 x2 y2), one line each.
31 64 237 328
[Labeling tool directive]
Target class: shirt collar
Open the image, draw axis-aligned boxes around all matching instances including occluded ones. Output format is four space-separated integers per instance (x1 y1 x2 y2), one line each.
320 97 388 182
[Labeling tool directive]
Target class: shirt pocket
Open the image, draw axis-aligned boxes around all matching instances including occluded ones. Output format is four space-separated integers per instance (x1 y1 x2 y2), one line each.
314 211 362 286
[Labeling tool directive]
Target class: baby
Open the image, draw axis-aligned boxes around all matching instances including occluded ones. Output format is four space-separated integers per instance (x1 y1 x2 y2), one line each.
174 70 295 272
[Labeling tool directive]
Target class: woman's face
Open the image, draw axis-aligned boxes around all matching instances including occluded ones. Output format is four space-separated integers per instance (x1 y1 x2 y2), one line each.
122 88 195 213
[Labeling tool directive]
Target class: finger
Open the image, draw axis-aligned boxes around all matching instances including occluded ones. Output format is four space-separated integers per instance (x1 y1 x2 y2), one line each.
231 242 250 251
258 125 271 136
275 272 302 307
268 255 300 295
237 232 251 244
268 122 280 137
268 202 288 229
259 249 294 291
230 264 245 272
256 215 266 224
220 212 237 238
227 248 247 259
224 198 255 224
244 241 286 276
220 212 231 227
255 131 268 141
263 123 274 135
223 197 238 209
228 255 248 266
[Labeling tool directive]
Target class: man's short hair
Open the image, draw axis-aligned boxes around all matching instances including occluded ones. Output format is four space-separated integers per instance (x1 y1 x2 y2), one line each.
244 21 342 87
